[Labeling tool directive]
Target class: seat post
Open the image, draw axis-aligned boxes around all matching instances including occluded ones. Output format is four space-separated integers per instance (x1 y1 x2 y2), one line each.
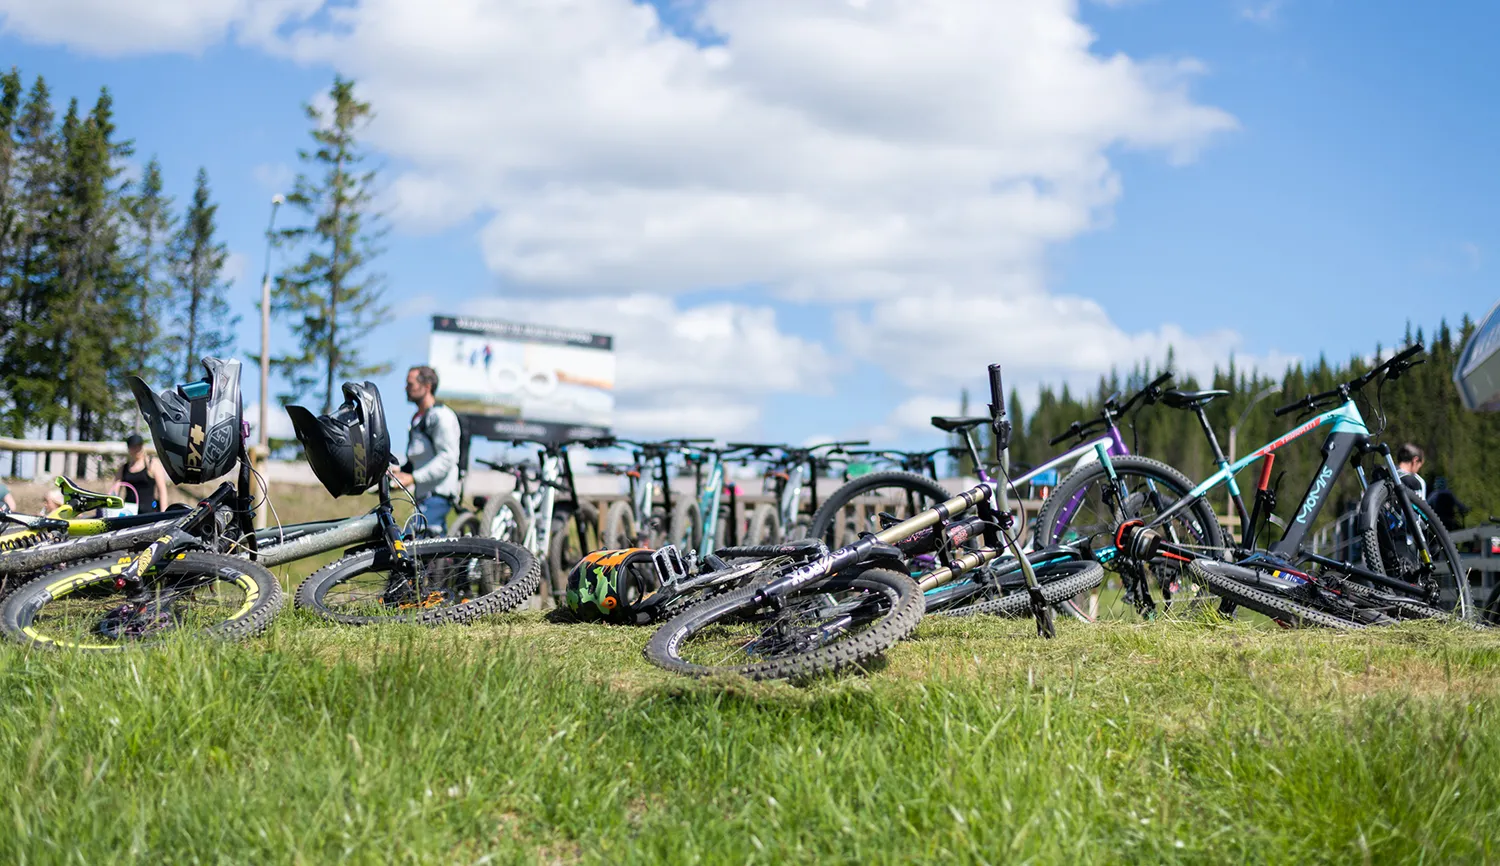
1194 405 1250 534
1194 407 1230 466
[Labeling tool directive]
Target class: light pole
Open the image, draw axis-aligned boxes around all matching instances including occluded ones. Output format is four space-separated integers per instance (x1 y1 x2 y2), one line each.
256 195 284 528
258 194 284 452
1227 384 1281 514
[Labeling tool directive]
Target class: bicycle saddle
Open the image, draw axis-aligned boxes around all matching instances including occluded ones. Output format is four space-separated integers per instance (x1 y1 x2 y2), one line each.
1159 389 1229 410
54 477 126 512
929 416 989 433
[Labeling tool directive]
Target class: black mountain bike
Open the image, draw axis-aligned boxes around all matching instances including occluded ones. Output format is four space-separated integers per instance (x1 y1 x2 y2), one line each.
645 364 1103 681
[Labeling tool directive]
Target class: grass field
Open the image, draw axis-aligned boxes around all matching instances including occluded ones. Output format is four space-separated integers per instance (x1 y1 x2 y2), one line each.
0 610 1497 864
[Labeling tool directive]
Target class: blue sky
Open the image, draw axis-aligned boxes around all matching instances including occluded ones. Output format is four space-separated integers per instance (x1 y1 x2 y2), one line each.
0 0 1491 459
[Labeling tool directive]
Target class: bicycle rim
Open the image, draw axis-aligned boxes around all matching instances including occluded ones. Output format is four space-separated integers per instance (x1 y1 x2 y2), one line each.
5 554 276 650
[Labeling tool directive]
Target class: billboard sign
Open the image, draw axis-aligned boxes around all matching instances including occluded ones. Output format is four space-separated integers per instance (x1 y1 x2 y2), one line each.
428 315 615 442
1456 300 1500 411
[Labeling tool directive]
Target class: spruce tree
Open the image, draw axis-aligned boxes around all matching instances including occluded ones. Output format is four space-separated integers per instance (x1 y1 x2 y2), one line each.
272 76 389 413
166 167 237 379
125 157 174 393
0 75 60 475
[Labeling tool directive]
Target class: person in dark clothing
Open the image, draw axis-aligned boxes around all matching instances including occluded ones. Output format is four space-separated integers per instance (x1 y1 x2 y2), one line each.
118 433 170 514
1426 477 1470 531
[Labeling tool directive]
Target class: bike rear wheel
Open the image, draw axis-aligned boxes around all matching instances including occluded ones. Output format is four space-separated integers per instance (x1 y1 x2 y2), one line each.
644 568 924 681
1038 456 1224 621
296 537 539 625
933 560 1106 618
808 471 950 549
1188 560 1371 629
0 551 284 650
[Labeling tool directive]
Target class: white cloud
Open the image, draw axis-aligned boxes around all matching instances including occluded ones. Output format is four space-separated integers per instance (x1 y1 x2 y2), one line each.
837 287 1299 399
6 0 1274 437
251 0 1234 304
252 162 295 196
0 0 319 55
1238 0 1284 25
464 293 833 437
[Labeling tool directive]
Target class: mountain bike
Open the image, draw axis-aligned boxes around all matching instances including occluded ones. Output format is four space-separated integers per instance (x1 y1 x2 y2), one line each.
0 477 191 594
808 374 1174 553
476 434 615 603
672 443 773 554
1102 344 1472 626
0 407 541 650
730 441 867 545
645 364 1103 681
594 438 712 549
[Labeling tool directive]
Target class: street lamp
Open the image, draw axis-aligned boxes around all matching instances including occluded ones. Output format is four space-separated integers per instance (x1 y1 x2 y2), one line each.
255 195 283 530
258 194 284 452
1227 384 1281 514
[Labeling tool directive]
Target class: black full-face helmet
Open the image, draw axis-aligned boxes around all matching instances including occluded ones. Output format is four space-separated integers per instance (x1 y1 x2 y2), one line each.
128 357 245 485
285 381 392 498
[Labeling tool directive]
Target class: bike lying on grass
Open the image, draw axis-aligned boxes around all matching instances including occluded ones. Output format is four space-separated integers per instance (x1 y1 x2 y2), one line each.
644 364 1104 681
1102 344 1473 627
0 365 539 650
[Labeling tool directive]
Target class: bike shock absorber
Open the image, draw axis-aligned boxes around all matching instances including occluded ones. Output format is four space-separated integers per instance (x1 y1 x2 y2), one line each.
0 529 51 553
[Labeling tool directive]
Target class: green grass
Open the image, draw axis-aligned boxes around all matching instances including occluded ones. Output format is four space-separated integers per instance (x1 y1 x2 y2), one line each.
0 614 1497 864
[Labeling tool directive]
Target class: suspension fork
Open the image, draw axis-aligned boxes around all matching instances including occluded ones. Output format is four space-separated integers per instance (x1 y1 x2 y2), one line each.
1092 443 1159 615
1372 443 1436 570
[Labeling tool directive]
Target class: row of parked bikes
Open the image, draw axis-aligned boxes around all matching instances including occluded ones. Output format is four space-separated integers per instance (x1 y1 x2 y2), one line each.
0 344 1481 681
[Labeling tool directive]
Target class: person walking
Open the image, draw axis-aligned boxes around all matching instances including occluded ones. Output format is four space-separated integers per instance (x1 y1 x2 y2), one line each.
118 433 170 514
391 365 462 535
1395 442 1426 500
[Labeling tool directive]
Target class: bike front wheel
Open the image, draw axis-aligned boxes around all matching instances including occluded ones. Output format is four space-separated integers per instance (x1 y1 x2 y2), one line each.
1358 479 1472 619
0 551 284 650
296 537 540 625
644 568 924 681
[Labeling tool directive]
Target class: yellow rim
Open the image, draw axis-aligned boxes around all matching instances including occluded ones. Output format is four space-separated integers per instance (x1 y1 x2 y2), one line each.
24 560 261 651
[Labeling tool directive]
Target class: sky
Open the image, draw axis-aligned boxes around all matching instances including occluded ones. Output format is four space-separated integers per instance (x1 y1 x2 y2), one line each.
0 0 1492 460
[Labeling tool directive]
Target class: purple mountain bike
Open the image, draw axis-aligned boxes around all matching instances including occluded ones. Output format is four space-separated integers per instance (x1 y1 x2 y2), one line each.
808 372 1193 620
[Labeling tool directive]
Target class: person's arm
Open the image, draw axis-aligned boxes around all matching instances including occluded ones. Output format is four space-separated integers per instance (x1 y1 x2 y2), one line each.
2 493 15 511
153 460 170 510
410 410 460 488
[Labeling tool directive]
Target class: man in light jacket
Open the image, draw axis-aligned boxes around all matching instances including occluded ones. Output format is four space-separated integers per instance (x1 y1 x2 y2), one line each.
391 365 462 535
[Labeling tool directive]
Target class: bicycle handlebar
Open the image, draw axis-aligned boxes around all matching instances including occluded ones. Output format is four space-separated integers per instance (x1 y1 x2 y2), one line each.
1047 370 1172 446
1273 343 1424 418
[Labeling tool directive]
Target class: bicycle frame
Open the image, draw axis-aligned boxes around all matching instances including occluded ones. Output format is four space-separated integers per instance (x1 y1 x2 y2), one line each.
695 453 729 547
1139 398 1373 556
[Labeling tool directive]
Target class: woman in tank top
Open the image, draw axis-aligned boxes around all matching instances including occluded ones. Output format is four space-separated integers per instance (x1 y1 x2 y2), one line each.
118 433 170 514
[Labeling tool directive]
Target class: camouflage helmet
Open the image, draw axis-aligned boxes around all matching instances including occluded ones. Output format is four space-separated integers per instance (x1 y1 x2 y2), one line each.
565 548 664 624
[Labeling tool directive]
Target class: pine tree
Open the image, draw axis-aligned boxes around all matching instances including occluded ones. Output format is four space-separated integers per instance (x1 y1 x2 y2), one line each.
272 76 389 413
124 157 174 394
51 88 136 475
1 76 61 475
166 167 237 379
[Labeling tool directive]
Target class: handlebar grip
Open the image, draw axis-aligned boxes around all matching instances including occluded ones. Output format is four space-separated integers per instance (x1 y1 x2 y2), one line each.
1047 430 1072 447
987 364 1005 416
1151 370 1173 389
1272 398 1305 418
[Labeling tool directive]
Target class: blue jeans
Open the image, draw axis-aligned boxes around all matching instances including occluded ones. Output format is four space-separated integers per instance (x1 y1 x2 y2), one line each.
417 495 452 537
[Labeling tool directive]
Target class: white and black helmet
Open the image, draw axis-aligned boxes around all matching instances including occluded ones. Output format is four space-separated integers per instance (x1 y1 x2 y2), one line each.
128 357 245 485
